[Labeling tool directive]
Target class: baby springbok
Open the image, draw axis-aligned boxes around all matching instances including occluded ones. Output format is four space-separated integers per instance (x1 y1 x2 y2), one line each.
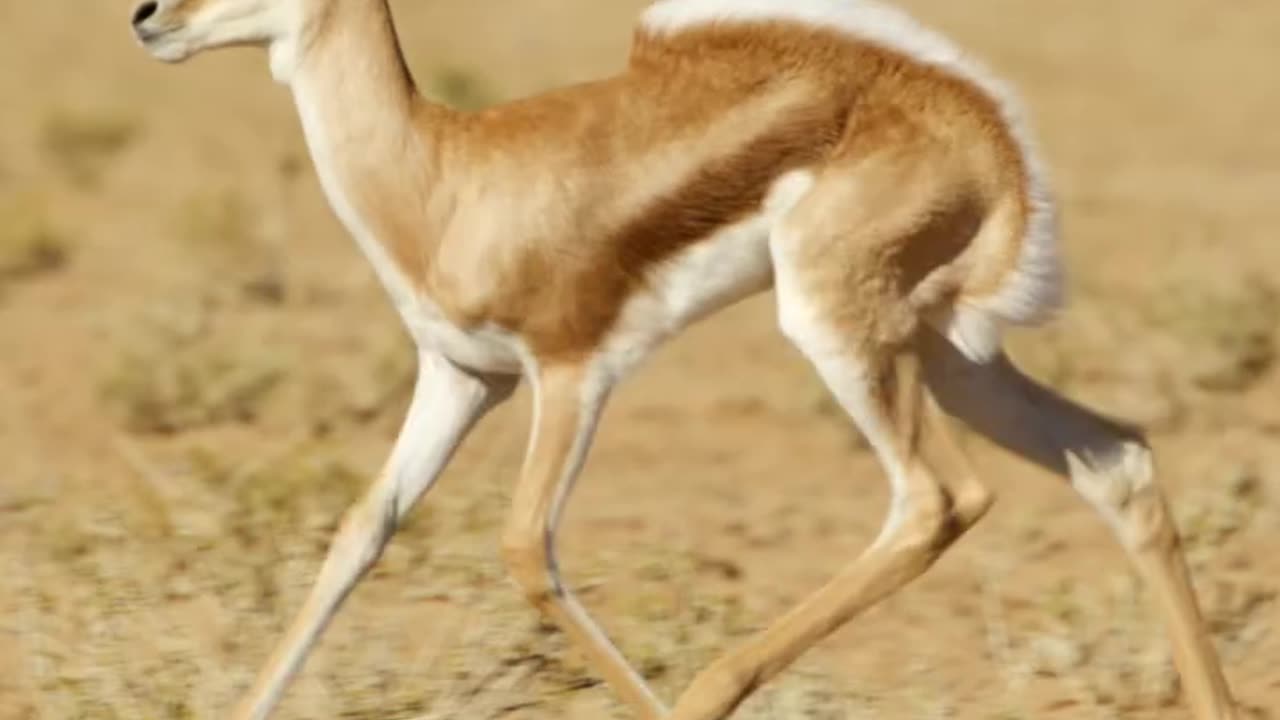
130 0 1238 718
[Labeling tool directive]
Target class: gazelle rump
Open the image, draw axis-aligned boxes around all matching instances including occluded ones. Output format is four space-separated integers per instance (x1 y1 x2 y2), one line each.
130 1 1238 719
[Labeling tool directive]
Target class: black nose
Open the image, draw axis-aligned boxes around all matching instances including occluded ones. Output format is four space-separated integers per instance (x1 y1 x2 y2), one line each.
132 1 158 26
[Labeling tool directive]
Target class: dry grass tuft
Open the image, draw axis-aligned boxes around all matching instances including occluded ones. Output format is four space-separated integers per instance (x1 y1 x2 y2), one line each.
0 191 70 288
100 305 285 435
7 442 377 719
41 108 139 187
4 432 872 720
176 189 287 306
1149 273 1279 393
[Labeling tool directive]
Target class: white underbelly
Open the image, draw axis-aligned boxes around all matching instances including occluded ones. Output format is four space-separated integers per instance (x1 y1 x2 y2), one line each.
599 170 816 376
656 169 814 326
655 216 776 327
399 298 525 374
400 220 776 380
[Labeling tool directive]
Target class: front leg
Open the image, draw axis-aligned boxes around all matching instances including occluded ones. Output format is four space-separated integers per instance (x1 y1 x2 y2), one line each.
230 352 516 720
501 363 668 720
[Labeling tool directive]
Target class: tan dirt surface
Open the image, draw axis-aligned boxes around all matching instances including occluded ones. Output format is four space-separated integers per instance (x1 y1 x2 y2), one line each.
1 1 1277 719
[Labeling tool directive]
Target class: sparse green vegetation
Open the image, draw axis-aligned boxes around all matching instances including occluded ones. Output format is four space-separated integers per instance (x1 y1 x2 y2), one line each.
1150 273 1279 393
176 189 287 306
105 346 284 435
7 424 893 720
101 309 285 435
177 189 261 256
300 346 416 434
0 191 70 287
41 108 139 187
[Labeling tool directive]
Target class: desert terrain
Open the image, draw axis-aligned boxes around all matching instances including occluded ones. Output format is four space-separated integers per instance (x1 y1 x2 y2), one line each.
1 1 1278 718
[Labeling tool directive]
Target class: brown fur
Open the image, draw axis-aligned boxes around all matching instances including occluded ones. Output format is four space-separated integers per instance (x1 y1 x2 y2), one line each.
294 5 1030 362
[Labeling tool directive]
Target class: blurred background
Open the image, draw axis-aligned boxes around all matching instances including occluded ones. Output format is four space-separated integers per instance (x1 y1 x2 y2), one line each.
1 1 1278 718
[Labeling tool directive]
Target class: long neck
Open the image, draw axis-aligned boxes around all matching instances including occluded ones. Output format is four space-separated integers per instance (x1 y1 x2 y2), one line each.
287 0 417 116
281 0 454 301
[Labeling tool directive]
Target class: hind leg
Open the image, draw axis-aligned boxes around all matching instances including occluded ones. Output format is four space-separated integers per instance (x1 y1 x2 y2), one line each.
667 189 993 719
919 330 1238 719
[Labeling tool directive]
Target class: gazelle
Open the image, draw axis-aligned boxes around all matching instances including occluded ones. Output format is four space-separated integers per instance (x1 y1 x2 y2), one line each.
130 0 1238 717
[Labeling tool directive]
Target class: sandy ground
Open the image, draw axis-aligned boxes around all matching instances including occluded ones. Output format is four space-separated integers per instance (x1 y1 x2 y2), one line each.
1 1 1278 718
